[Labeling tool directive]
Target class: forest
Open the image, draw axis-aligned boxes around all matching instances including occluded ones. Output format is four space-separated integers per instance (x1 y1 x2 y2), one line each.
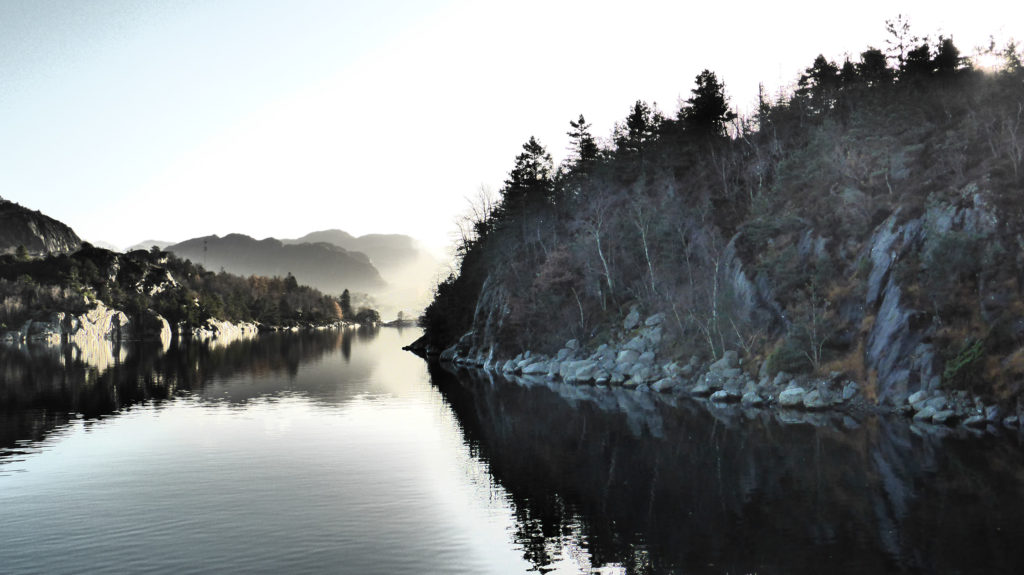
420 24 1024 405
0 243 379 334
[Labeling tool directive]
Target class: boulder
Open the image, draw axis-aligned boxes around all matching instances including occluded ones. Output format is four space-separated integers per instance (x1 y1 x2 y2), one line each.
616 349 640 366
963 415 987 428
565 338 580 351
623 308 641 330
741 391 764 406
913 407 937 422
644 312 666 327
709 350 739 372
907 390 929 406
637 351 656 364
778 387 806 408
651 378 678 393
710 389 741 403
842 382 860 402
522 361 550 375
802 389 830 410
931 410 957 425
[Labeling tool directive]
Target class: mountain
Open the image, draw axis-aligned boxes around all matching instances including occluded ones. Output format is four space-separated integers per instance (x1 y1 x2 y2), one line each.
127 239 172 252
164 234 386 295
285 230 444 317
0 197 81 256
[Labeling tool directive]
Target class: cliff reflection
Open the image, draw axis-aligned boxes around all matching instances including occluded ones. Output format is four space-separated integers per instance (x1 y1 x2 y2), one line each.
0 328 376 460
431 364 1024 575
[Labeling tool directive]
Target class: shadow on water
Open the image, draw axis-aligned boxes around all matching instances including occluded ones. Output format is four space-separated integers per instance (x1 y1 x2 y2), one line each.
0 328 378 459
430 363 1024 575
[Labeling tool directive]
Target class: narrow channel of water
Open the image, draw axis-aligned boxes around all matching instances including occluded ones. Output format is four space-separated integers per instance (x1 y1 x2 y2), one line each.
2 329 1023 573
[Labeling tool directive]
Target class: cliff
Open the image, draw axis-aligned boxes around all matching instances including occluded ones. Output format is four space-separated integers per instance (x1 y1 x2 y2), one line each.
418 40 1024 426
0 197 81 256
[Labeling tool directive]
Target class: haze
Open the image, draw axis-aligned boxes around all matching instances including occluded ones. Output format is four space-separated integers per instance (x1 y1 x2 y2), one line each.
1 0 1019 256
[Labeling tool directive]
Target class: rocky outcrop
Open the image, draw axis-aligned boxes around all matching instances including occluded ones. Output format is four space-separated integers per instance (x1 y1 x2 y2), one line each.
184 319 260 348
0 197 82 256
1 301 131 345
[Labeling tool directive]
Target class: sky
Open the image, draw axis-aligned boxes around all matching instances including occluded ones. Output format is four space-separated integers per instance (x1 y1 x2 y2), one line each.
1 0 1021 256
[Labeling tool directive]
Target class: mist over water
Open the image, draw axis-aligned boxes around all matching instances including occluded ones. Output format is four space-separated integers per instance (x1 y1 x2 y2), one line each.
2 329 1024 573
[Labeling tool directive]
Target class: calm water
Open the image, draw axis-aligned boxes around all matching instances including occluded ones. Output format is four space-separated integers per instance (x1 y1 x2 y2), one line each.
2 329 1024 574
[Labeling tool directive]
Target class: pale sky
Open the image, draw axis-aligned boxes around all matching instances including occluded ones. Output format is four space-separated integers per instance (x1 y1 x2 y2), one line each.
1 0 1020 255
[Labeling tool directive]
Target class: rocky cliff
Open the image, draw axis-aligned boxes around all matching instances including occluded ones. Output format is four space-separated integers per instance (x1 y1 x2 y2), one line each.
0 197 81 256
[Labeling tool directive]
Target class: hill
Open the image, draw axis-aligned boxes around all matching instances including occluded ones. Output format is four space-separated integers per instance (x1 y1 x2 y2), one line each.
418 35 1024 417
165 234 386 295
0 197 81 257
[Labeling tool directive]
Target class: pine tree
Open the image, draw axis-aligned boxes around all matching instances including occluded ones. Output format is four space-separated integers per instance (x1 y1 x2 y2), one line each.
679 70 736 137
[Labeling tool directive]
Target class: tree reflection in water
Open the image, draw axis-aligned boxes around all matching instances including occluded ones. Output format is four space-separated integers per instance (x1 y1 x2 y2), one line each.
430 362 1024 575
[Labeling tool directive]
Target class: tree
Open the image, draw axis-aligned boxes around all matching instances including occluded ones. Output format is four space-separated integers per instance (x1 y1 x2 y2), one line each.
15 244 29 262
679 69 736 137
339 289 352 319
933 36 961 75
567 114 599 170
614 100 660 157
857 47 893 87
500 136 555 217
797 55 841 114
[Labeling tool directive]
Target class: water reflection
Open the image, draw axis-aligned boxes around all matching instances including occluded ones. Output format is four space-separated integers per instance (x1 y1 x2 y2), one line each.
0 328 377 461
432 364 1024 574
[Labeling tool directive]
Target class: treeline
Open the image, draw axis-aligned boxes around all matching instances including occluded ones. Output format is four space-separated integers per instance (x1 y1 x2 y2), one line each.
0 244 379 332
421 24 1024 395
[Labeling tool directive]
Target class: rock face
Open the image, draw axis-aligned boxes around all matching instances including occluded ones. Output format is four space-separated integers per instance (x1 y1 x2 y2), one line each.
2 301 131 344
0 197 82 256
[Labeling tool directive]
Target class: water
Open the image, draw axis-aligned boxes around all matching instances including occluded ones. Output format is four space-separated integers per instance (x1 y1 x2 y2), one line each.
2 330 1024 574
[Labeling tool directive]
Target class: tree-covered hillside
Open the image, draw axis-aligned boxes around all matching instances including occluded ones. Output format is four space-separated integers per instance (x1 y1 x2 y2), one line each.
421 28 1024 407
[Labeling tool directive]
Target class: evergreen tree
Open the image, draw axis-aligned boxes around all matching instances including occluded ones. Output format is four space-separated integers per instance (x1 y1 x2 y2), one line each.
857 47 893 87
339 289 352 319
934 36 961 75
679 70 736 137
567 114 599 170
615 100 660 157
500 136 555 216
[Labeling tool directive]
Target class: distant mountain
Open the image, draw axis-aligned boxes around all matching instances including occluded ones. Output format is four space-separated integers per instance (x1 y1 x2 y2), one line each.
164 234 386 295
285 230 421 273
0 197 81 256
284 230 444 318
127 239 172 252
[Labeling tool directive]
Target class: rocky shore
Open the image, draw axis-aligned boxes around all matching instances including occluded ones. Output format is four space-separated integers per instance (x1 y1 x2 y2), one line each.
412 306 1021 436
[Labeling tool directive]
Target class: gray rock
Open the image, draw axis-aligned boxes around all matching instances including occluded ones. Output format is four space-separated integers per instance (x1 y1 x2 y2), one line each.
913 407 937 422
635 383 651 393
644 312 666 327
643 325 664 347
842 382 859 402
680 364 694 377
565 339 580 351
741 391 764 406
623 335 646 352
719 367 743 379
923 395 947 411
691 380 713 396
778 387 806 407
802 389 830 410
931 410 957 425
616 349 640 365
985 405 1002 422
710 389 741 403
1003 416 1020 428
501 359 517 373
773 371 792 386
623 308 641 330
556 348 571 361
637 351 656 364
703 372 727 392
709 350 739 372
652 378 678 393
963 415 987 428
522 361 549 375
908 390 929 406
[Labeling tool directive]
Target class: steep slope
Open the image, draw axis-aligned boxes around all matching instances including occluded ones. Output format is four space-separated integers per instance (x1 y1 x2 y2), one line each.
165 234 386 295
0 197 81 256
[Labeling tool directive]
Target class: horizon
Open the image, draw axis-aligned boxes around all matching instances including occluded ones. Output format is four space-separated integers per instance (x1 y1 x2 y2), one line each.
2 1 1021 256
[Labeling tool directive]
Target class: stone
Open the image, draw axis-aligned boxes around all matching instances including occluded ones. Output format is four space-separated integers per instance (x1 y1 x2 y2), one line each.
773 371 792 386
1003 416 1020 428
913 407 937 422
908 390 929 406
842 382 859 402
652 378 677 393
679 364 694 377
623 308 641 330
710 389 741 403
637 351 656 364
703 372 727 392
985 405 1002 422
522 361 549 375
565 338 580 351
931 410 957 425
778 387 806 407
802 389 830 410
616 349 640 365
691 380 713 396
644 312 666 327
635 383 651 393
623 336 646 352
741 391 764 406
923 395 947 411
963 415 987 428
643 325 664 347
557 348 571 361
709 350 739 372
